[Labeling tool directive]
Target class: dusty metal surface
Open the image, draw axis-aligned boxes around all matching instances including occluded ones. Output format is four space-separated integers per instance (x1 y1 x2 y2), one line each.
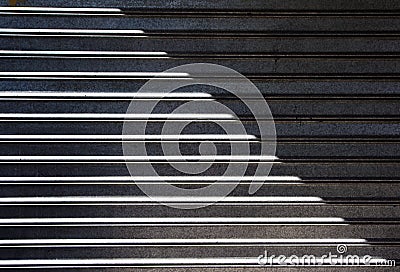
0 0 399 270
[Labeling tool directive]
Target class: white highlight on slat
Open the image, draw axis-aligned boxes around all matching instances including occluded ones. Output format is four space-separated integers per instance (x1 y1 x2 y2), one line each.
0 72 188 77
0 135 258 140
0 238 368 246
0 113 235 120
0 155 277 161
0 196 322 203
0 217 344 224
0 28 145 34
0 258 260 266
0 176 303 185
0 50 168 56
0 92 213 98
0 176 301 181
0 7 123 12
0 257 391 267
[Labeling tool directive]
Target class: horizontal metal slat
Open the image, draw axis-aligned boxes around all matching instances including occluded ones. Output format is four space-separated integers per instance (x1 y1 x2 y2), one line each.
4 16 400 32
2 80 400 96
0 204 398 218
3 59 400 74
3 37 400 54
0 163 397 178
0 142 398 158
0 246 396 263
0 121 398 136
3 7 400 16
0 225 398 239
0 100 398 120
0 184 399 199
2 1 400 11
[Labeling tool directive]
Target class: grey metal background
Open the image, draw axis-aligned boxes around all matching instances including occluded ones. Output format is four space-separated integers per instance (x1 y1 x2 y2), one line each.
0 0 399 270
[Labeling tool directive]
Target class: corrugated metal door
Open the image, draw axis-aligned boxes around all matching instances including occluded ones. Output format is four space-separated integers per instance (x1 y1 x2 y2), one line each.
0 0 398 270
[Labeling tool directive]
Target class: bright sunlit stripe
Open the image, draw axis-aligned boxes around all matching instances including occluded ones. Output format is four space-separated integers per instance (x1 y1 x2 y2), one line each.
0 176 301 181
0 28 144 34
0 155 277 161
0 7 123 12
0 238 367 245
0 72 188 77
0 176 303 185
0 258 259 266
0 135 258 140
0 50 168 56
0 92 212 98
0 257 391 267
0 217 344 223
0 196 322 203
0 113 236 119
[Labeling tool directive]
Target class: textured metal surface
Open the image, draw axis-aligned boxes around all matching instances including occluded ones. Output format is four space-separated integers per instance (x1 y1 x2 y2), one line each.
0 1 399 270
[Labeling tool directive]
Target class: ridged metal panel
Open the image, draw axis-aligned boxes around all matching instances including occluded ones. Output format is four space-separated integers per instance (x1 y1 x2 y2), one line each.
0 1 399 270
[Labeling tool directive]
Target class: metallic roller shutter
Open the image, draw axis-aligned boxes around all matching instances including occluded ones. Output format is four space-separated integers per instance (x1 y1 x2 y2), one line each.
0 0 399 270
